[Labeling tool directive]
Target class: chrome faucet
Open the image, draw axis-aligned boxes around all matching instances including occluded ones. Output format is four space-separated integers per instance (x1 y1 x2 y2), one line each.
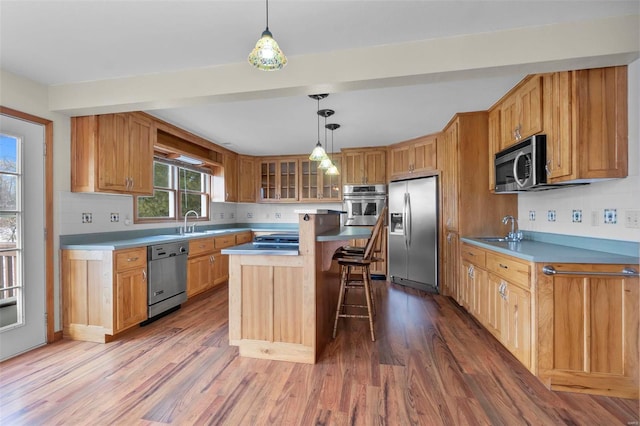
183 210 199 234
502 215 522 242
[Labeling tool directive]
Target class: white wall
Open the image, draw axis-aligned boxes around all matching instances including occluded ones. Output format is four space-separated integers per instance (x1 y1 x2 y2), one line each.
518 59 640 242
0 69 70 332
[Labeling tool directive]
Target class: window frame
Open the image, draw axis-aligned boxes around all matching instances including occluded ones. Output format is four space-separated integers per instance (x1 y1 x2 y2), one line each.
134 159 211 224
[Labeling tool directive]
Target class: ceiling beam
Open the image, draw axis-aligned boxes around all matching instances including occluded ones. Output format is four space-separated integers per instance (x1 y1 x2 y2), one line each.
48 15 639 116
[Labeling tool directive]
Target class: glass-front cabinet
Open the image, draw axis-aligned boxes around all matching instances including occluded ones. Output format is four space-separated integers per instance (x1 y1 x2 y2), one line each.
299 156 342 201
259 158 298 202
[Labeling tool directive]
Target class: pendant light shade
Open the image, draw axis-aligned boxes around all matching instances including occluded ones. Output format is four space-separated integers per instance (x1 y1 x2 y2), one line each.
248 0 287 71
325 123 340 176
308 94 330 161
317 108 334 169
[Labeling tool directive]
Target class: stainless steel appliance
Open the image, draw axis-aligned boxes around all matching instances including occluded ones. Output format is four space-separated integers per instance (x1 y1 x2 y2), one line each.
342 184 387 226
146 241 188 320
253 233 299 247
388 176 438 293
494 134 547 192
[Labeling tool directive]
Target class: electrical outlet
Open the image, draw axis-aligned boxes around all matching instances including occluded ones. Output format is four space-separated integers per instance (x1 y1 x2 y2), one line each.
247 212 253 219
230 212 235 219
528 210 536 221
275 212 281 219
219 212 224 219
591 211 599 226
547 210 556 222
625 210 640 228
604 209 617 224
572 209 582 223
110 213 119 223
82 212 92 224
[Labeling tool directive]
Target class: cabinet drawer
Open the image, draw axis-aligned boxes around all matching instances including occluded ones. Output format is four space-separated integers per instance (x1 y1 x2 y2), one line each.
461 243 486 268
189 237 216 256
235 232 252 245
115 247 147 271
215 235 236 249
486 252 530 288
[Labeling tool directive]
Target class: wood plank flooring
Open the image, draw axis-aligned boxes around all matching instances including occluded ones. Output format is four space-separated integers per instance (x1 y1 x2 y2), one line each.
1 281 638 425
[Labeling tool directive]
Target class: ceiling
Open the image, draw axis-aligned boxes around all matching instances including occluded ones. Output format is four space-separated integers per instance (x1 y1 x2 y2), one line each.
1 1 638 156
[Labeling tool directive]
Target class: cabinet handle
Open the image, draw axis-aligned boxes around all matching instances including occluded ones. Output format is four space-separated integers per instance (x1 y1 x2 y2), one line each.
130 178 134 190
542 265 639 277
142 270 147 281
499 263 508 269
545 160 551 176
128 257 139 262
211 255 215 263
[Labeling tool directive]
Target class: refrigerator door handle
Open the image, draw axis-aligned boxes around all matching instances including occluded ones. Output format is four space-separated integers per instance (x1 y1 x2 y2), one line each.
403 193 408 250
406 192 412 248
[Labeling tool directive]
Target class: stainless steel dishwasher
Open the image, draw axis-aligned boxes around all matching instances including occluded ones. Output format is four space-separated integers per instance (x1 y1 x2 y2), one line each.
146 240 188 321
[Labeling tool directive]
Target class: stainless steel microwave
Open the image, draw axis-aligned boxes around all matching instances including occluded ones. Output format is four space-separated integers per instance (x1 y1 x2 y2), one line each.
494 135 547 193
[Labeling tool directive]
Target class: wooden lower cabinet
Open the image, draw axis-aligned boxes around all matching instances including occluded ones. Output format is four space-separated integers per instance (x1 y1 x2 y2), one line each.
349 226 388 276
62 246 148 343
460 242 639 399
187 233 241 297
537 263 639 399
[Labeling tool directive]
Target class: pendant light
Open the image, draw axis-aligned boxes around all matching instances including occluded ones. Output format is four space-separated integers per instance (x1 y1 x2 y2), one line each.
325 123 340 176
248 0 287 71
308 94 330 161
317 109 334 169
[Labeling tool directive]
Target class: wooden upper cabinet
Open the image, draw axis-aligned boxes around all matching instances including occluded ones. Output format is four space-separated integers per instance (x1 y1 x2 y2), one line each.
498 75 543 150
72 112 154 195
546 66 628 183
342 148 386 185
238 155 256 203
487 107 500 191
258 157 298 202
389 134 437 180
299 155 342 202
223 152 238 202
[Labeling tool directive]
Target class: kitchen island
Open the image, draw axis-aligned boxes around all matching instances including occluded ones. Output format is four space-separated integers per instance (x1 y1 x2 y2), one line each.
222 210 370 364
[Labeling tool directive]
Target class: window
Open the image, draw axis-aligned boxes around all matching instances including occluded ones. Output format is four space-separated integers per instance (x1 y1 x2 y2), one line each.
135 160 210 222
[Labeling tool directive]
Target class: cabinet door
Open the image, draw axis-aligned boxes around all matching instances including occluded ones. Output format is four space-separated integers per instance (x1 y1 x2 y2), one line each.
320 156 342 200
537 264 638 399
474 266 489 326
114 267 147 333
487 108 500 191
187 255 214 297
278 160 298 200
411 136 437 174
499 94 518 150
299 159 320 200
501 282 532 370
486 274 502 338
224 153 238 202
212 251 229 286
441 122 459 231
343 151 364 184
127 114 154 195
238 155 256 202
259 160 277 200
364 150 386 184
544 72 573 181
98 114 130 192
441 232 459 298
389 145 410 178
518 75 543 140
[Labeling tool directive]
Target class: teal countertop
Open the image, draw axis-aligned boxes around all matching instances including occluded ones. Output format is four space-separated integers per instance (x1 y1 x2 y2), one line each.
60 223 298 250
462 233 639 264
316 226 372 242
221 243 299 256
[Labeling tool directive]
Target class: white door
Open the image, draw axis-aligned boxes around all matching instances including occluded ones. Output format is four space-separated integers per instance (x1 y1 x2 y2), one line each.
0 114 46 360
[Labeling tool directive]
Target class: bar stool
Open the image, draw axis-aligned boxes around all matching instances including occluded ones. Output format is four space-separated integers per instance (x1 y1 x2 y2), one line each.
332 207 386 342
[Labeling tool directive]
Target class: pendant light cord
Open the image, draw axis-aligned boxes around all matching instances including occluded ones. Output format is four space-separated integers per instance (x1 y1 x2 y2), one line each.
265 0 269 30
317 98 320 144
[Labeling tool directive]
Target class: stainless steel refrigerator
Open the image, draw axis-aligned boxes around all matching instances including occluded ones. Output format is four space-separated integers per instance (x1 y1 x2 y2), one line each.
388 176 438 293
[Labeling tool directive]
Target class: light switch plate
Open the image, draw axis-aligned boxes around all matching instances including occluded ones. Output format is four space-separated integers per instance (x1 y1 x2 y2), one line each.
625 210 640 228
547 210 556 222
82 212 92 224
529 210 536 221
572 209 582 223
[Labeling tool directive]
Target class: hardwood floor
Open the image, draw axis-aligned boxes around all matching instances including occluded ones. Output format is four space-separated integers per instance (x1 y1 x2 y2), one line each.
1 281 638 425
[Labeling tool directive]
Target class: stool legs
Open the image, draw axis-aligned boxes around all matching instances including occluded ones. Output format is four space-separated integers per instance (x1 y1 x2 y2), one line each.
333 263 376 341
